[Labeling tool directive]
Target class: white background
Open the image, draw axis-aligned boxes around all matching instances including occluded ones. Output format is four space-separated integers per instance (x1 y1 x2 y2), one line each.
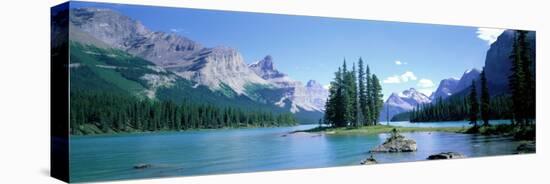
0 0 547 183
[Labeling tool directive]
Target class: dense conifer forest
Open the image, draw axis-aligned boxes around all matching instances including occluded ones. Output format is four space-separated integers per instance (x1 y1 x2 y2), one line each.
69 91 297 135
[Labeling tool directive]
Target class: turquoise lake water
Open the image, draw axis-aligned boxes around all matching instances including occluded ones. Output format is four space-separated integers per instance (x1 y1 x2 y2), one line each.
70 120 522 182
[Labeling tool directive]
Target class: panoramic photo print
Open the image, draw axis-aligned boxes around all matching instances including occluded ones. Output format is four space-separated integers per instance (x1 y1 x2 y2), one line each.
52 1 536 182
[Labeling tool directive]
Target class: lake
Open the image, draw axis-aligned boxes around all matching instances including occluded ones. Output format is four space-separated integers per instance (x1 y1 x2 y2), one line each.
70 120 521 182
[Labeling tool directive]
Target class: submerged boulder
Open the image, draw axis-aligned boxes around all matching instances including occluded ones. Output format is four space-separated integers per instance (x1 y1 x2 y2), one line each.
427 152 465 160
370 129 417 152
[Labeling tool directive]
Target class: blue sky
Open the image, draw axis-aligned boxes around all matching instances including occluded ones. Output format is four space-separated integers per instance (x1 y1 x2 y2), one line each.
71 2 505 100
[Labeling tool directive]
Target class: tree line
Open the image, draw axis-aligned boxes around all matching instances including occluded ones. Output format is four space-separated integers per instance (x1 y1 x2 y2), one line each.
410 30 535 127
409 94 513 123
324 58 384 127
70 90 297 135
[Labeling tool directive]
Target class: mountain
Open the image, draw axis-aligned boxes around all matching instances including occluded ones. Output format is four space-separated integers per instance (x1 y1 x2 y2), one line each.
67 7 330 123
429 68 480 102
380 88 431 121
484 30 536 96
68 42 277 110
305 80 329 111
430 78 459 101
70 7 269 96
248 55 285 79
453 68 481 94
427 29 536 108
249 55 329 113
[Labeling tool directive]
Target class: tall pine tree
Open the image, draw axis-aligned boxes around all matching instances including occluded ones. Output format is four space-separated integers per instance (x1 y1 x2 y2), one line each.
365 65 373 125
347 63 358 126
341 61 351 126
371 74 383 125
358 58 367 126
480 68 490 126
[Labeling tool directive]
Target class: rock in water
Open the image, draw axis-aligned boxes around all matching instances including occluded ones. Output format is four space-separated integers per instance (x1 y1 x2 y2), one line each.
427 152 465 160
516 142 536 154
370 129 417 152
360 154 378 165
133 163 152 169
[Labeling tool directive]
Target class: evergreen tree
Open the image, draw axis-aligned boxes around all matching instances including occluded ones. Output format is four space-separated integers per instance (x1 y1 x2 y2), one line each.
332 66 347 127
358 58 367 126
469 80 479 127
365 65 373 125
371 74 383 125
480 68 490 126
341 61 352 126
347 63 358 126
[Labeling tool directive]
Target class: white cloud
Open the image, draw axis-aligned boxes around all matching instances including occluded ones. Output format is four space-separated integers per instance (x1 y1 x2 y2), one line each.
477 28 505 45
383 76 401 84
416 78 435 96
323 84 331 90
417 78 435 88
395 60 407 65
170 28 179 33
383 71 417 84
400 71 417 82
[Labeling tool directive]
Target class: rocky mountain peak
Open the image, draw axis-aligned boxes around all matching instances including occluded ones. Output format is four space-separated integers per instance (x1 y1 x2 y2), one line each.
256 55 274 69
401 88 417 96
249 55 286 79
306 80 323 88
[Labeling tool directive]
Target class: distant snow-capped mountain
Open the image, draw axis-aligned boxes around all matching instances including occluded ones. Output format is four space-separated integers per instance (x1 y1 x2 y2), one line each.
380 88 431 121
